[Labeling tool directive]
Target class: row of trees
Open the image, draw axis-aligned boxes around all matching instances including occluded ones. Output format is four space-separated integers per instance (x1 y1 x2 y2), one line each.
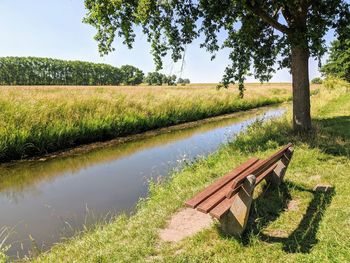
144 72 190 86
0 57 125 85
144 72 177 85
0 57 190 86
177 78 191 85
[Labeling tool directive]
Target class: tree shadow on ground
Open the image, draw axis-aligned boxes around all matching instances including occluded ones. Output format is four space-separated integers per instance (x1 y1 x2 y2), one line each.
239 181 335 254
216 182 291 241
310 116 350 158
217 114 343 253
231 115 349 161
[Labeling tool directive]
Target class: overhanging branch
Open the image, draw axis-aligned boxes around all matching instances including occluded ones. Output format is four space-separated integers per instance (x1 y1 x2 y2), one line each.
245 1 291 34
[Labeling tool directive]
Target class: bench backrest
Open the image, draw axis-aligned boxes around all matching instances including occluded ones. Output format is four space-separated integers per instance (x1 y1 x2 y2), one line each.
226 143 293 198
185 157 260 209
185 143 294 219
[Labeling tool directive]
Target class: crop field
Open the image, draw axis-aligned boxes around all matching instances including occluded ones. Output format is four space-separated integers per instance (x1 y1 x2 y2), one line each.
0 83 295 162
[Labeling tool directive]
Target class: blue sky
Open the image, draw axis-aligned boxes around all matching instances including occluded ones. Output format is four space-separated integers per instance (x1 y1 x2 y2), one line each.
0 0 334 83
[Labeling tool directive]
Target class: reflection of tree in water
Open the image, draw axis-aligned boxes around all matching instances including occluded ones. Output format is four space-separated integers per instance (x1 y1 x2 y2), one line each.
0 107 284 201
0 187 42 204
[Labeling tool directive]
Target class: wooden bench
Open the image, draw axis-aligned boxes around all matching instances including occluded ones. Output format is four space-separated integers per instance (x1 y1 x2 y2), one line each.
185 143 294 236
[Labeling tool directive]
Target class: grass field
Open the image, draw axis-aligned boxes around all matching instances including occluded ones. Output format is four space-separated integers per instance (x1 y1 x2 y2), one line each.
0 83 294 163
24 84 349 262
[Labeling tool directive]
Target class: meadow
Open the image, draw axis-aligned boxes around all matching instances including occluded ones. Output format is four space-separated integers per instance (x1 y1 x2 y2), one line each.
30 84 349 263
0 83 293 162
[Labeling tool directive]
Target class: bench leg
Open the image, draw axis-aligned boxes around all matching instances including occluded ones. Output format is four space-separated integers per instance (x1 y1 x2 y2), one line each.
219 174 256 237
267 147 294 186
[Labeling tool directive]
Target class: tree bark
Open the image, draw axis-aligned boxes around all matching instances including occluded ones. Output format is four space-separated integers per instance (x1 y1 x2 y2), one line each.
291 44 312 132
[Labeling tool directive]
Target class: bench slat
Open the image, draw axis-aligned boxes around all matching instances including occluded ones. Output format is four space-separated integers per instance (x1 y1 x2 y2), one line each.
225 159 266 198
210 144 293 218
185 157 259 208
209 195 236 219
210 162 278 219
185 143 294 220
255 163 278 184
226 143 292 198
196 159 265 213
196 183 233 213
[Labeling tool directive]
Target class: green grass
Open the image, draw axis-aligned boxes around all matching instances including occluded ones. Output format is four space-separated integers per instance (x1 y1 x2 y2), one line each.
0 84 293 163
27 86 349 262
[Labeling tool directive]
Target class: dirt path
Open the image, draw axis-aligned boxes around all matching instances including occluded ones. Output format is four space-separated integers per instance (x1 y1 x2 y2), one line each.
159 208 213 242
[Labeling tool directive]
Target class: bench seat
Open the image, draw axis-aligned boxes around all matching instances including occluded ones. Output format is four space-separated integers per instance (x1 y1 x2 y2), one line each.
185 143 294 233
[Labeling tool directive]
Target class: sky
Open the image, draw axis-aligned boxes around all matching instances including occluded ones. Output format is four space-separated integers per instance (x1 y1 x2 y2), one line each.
0 0 335 83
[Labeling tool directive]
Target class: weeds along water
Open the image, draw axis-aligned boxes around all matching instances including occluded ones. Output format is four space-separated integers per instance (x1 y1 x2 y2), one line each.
0 84 293 162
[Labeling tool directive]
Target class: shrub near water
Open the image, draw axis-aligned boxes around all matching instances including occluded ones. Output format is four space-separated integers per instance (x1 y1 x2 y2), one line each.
322 76 350 90
0 84 291 162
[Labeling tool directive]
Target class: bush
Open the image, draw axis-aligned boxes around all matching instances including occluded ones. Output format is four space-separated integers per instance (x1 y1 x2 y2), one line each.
311 77 323 84
323 76 350 90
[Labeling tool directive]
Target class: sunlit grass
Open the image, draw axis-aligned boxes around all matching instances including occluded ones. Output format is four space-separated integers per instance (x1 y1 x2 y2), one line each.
32 86 349 262
0 83 293 162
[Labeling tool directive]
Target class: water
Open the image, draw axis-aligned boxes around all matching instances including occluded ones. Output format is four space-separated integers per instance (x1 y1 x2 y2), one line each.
0 107 285 258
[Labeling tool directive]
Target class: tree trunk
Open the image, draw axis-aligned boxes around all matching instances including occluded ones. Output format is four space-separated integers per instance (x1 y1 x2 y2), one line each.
291 44 312 132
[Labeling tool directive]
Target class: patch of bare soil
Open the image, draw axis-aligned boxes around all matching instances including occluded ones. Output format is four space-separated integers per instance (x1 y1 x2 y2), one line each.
287 199 300 211
265 229 289 238
159 208 213 242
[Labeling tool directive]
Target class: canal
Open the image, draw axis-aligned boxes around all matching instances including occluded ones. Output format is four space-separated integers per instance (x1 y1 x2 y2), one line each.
0 106 285 258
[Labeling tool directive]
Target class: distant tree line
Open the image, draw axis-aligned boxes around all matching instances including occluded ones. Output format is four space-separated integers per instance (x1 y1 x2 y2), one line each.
177 78 191 85
144 72 191 86
144 72 177 86
0 56 191 86
0 57 144 86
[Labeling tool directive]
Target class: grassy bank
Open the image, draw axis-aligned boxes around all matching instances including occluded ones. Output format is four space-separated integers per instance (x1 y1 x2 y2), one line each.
0 83 293 162
27 85 349 262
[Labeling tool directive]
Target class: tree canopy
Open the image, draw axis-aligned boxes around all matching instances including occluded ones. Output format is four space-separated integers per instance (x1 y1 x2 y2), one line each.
84 0 349 87
144 72 177 85
322 39 350 82
83 0 349 131
0 56 123 85
177 78 191 85
120 65 144 85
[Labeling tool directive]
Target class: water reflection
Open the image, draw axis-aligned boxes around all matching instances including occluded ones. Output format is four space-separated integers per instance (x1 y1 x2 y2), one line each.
0 107 285 258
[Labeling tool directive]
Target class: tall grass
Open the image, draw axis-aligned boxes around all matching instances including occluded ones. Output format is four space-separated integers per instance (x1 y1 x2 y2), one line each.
0 227 10 263
0 84 292 162
33 85 349 262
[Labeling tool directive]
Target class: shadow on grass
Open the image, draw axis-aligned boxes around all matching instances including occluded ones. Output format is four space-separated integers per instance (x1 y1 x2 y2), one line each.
311 116 350 158
232 114 350 160
238 181 335 254
217 113 343 253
